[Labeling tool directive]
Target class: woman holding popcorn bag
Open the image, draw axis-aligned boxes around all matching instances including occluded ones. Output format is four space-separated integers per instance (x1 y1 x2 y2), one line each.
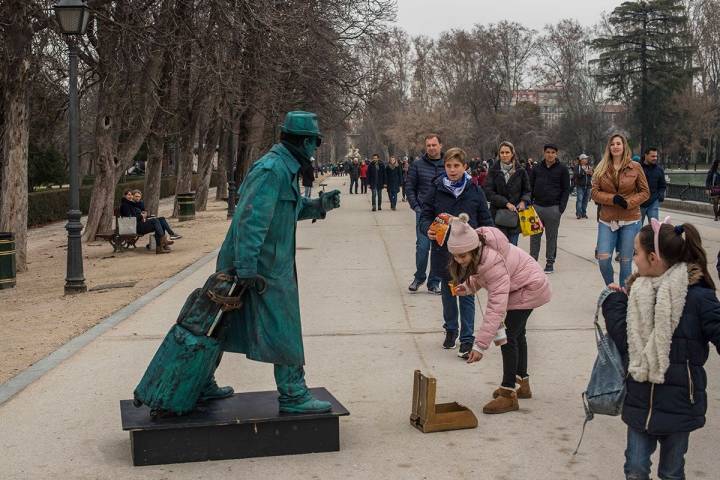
448 214 552 414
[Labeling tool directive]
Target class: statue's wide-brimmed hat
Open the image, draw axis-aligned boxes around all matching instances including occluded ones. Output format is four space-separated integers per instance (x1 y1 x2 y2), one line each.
280 111 323 145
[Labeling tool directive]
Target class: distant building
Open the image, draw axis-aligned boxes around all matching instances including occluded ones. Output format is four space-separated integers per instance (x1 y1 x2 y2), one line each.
512 86 627 129
511 86 563 126
599 103 626 129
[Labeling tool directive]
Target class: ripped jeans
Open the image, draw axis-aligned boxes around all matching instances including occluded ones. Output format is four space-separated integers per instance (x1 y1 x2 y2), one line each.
597 220 641 288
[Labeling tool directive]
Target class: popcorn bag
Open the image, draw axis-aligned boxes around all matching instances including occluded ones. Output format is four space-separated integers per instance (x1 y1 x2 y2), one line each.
430 213 452 246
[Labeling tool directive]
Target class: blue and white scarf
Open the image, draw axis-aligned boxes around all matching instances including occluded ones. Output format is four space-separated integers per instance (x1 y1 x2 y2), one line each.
442 172 471 198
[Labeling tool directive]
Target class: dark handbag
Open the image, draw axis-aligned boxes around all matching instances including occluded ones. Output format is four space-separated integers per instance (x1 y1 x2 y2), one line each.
494 209 519 228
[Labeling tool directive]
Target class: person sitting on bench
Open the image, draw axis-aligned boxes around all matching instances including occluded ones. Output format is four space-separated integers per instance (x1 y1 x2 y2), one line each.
119 190 172 254
131 189 181 240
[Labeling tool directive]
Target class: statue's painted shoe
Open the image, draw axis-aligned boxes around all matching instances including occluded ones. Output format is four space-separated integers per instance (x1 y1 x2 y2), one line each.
199 378 234 401
279 398 332 414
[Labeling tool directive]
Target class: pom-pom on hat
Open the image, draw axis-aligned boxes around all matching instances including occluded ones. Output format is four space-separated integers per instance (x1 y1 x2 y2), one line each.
447 213 480 254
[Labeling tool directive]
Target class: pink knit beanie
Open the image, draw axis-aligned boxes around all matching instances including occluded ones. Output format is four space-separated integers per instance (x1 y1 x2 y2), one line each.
447 213 479 254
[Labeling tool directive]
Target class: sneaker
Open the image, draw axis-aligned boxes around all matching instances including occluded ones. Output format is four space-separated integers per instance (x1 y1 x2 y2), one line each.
408 279 423 292
443 330 458 349
458 342 473 359
544 264 554 274
170 234 182 240
427 284 442 295
582 215 589 219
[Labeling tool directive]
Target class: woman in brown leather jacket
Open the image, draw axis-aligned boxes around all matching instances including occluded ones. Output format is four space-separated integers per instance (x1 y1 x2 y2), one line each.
591 133 650 287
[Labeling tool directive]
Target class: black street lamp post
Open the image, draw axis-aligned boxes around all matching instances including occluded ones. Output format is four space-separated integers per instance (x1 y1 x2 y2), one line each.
54 0 91 294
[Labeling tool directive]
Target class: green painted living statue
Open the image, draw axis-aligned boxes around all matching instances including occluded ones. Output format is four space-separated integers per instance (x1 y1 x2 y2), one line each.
208 111 341 414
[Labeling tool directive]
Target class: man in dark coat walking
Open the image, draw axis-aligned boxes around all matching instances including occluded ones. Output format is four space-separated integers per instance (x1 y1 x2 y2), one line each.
406 134 445 293
640 147 666 225
367 153 386 211
349 158 360 194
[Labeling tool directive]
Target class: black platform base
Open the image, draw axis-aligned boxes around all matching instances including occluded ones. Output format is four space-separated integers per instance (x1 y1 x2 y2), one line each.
120 387 349 466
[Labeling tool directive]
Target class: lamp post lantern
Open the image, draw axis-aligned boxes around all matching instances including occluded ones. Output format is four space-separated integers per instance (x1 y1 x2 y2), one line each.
54 0 90 294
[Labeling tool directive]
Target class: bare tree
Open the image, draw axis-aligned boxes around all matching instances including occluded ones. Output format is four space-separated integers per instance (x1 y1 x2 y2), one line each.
0 1 47 271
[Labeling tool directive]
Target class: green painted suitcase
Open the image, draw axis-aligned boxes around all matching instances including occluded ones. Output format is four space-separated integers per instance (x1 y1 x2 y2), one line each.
133 324 222 416
133 270 244 416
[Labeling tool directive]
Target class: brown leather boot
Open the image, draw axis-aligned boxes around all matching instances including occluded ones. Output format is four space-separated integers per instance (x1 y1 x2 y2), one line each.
493 376 532 399
483 387 519 414
493 375 522 398
156 245 171 254
161 236 174 247
516 376 532 399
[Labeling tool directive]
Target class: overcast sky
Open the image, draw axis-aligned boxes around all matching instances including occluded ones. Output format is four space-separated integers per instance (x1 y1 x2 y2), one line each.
395 0 623 36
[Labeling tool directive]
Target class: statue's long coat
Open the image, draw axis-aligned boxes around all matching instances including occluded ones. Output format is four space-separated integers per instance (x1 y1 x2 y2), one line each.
216 144 324 365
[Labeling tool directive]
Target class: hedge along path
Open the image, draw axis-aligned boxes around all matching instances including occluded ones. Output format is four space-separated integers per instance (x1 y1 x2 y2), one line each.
0 192 231 385
27 172 222 228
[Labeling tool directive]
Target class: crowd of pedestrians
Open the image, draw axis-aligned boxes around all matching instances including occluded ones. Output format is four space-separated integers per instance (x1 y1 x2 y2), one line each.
329 131 720 478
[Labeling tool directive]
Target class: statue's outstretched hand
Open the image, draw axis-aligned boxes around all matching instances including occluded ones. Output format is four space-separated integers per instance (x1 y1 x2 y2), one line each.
319 190 341 212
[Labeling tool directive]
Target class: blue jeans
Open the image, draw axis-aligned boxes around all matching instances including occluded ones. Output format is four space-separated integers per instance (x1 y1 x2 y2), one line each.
624 427 689 480
597 221 641 287
371 187 382 209
576 186 590 217
414 211 440 287
640 199 660 226
441 281 475 344
388 191 398 209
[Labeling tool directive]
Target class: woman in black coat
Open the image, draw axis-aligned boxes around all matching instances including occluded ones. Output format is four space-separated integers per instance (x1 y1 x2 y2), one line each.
602 222 720 479
483 141 531 245
385 156 403 210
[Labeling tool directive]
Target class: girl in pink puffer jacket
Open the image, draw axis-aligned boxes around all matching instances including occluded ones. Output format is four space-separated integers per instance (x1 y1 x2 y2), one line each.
448 214 552 414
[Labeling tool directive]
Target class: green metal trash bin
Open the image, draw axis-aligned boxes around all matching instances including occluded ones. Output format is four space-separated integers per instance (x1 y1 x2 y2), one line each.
177 192 196 222
0 232 16 290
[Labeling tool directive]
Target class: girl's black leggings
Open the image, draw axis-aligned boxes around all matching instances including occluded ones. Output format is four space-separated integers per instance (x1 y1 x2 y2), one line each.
500 309 533 388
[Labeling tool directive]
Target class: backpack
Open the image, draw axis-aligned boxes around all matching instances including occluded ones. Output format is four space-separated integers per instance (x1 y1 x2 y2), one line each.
573 288 627 454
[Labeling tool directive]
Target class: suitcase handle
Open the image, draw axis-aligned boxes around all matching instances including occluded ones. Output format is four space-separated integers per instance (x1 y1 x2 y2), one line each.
206 283 247 337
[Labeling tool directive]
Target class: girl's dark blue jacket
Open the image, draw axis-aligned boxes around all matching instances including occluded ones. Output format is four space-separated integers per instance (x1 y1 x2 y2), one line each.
602 266 720 435
419 175 493 281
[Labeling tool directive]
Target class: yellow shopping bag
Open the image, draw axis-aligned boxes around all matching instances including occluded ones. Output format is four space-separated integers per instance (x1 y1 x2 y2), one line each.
519 206 544 237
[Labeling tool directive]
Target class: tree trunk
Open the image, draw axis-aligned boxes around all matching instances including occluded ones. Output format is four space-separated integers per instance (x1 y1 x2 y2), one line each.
196 117 222 211
215 128 228 200
0 8 32 272
173 118 197 216
144 132 164 216
83 112 119 240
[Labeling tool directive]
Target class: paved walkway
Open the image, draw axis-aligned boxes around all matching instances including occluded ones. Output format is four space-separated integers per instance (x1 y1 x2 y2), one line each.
2 176 719 479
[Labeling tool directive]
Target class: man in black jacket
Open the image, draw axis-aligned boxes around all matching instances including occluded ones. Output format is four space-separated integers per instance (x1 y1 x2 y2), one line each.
367 154 386 211
639 147 666 225
349 158 360 194
573 154 593 219
406 134 446 293
529 143 570 274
